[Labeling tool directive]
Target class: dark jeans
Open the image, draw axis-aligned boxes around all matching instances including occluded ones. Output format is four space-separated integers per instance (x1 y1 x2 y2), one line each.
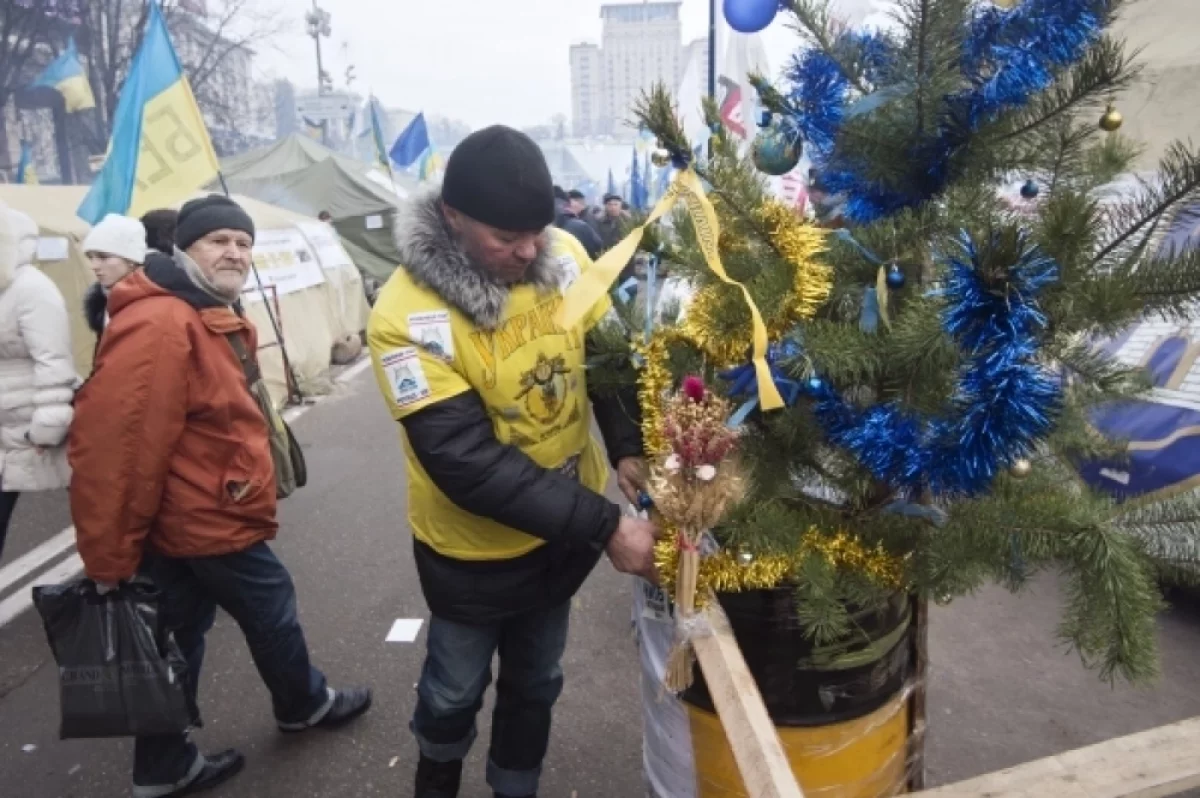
132 542 330 794
412 601 571 797
0 490 18 560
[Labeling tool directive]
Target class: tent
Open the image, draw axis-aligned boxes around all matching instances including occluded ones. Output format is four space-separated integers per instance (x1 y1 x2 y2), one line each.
1080 208 1200 502
218 134 416 283
0 184 370 408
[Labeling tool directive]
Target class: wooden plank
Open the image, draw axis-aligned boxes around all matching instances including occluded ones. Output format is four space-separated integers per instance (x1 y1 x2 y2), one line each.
913 716 1200 798
692 601 806 798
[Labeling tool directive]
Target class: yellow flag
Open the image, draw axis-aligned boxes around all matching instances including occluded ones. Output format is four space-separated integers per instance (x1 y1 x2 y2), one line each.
557 169 783 411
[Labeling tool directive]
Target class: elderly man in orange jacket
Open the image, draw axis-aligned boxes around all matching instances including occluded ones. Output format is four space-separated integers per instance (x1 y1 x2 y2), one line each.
69 195 371 798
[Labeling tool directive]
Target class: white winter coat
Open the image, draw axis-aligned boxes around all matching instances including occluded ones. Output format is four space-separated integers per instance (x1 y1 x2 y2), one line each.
0 206 75 492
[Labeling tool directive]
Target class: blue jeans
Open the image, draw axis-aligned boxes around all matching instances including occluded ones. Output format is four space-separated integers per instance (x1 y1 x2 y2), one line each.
412 601 571 797
131 542 331 795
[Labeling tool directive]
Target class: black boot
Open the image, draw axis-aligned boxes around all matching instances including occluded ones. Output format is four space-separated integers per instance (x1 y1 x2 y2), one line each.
415 755 462 798
279 687 373 732
168 749 245 796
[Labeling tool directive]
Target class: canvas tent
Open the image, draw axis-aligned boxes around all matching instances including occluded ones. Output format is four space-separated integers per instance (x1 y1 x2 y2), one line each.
1080 208 1200 502
218 134 415 283
0 184 370 408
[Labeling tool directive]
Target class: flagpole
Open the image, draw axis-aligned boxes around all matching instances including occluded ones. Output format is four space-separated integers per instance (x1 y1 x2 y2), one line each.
217 171 305 406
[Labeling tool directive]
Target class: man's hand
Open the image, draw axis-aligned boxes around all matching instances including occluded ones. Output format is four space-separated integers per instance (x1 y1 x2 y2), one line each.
606 515 661 583
615 456 648 506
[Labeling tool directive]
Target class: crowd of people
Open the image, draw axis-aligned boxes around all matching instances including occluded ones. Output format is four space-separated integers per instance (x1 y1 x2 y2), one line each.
0 124 659 798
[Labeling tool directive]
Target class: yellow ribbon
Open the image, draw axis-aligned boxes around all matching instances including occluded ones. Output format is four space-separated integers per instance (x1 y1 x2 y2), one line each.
557 168 783 411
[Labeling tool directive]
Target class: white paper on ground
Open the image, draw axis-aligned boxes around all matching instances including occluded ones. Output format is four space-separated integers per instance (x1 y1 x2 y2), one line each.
386 618 425 643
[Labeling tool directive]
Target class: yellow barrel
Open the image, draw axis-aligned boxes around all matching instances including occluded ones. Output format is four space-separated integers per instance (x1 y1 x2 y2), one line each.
679 589 915 797
687 692 910 797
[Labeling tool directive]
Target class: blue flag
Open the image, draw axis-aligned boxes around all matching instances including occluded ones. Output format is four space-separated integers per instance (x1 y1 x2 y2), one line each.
390 112 431 169
32 37 95 112
16 141 37 185
77 1 219 224
630 148 647 211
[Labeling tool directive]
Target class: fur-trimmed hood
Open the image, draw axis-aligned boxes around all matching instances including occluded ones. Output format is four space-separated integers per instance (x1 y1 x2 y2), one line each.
83 282 108 335
394 188 563 331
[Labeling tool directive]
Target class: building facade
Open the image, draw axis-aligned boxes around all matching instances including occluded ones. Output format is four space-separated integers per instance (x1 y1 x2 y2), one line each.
569 43 603 138
570 1 685 139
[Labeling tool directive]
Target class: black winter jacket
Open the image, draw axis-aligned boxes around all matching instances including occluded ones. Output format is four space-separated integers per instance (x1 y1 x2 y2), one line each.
394 192 644 624
403 370 642 624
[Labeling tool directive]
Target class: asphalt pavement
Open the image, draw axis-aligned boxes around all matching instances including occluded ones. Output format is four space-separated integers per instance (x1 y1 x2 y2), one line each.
3 366 1200 797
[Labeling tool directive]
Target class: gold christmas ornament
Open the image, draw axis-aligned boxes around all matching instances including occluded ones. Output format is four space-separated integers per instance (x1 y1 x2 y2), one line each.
1100 104 1123 132
651 148 672 168
1010 458 1033 479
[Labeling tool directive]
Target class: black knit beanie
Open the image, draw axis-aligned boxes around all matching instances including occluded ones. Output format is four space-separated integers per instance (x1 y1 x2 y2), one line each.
175 195 256 251
441 126 554 233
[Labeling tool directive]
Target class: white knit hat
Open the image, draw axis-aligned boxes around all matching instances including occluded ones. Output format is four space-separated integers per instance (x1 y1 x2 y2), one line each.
82 214 147 265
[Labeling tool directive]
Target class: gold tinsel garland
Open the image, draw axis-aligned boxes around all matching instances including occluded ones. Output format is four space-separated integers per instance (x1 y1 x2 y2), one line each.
653 528 905 605
636 331 675 457
680 199 831 364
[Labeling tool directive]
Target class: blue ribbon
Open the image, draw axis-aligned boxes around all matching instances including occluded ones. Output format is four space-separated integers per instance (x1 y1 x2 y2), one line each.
834 229 884 265
616 277 638 305
883 500 948 528
643 254 658 342
721 338 805 426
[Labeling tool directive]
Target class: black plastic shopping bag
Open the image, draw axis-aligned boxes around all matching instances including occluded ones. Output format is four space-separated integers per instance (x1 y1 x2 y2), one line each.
32 579 193 739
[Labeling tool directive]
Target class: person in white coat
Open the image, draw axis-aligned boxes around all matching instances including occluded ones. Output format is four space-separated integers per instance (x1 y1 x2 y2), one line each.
0 204 77 557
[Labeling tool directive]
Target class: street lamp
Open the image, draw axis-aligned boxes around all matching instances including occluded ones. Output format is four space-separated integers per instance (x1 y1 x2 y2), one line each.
305 1 332 96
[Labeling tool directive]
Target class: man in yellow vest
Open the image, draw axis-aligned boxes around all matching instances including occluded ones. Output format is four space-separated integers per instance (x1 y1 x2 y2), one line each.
368 126 658 798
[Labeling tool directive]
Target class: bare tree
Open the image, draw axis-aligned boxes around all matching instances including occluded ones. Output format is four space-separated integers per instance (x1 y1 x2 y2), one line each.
69 0 288 152
0 1 85 168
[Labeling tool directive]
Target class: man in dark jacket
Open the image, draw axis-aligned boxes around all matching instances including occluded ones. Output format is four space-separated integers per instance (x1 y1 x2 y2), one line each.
552 185 603 259
367 127 656 798
70 195 372 798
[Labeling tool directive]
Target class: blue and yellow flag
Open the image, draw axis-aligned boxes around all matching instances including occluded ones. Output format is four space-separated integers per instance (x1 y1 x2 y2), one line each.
32 38 95 113
369 97 390 170
16 141 37 185
418 149 444 182
78 1 219 225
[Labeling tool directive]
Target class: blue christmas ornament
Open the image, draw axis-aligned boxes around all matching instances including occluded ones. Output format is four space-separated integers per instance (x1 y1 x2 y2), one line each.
807 376 825 393
752 121 803 176
1020 179 1040 199
723 0 779 34
758 109 773 128
886 263 906 289
636 491 654 511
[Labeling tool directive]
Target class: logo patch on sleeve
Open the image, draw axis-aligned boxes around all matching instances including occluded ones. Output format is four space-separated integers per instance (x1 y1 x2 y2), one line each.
380 347 431 407
556 254 582 292
408 310 454 362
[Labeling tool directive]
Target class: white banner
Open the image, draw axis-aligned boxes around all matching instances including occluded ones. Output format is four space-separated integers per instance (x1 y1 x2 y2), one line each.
244 227 326 302
296 221 355 273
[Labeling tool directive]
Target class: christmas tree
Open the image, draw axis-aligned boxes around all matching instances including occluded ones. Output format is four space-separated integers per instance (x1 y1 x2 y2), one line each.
585 0 1200 683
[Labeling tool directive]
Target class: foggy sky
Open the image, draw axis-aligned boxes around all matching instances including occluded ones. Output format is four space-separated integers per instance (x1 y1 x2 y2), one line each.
259 0 879 129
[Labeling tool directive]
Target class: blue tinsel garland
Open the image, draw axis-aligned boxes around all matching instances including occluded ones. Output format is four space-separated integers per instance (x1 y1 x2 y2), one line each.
784 0 1111 223
729 229 1063 498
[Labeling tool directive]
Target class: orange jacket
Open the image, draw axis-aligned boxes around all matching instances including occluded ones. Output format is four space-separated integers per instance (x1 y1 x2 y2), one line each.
69 257 277 583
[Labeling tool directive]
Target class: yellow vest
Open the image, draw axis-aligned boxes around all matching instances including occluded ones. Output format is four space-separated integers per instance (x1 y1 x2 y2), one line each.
368 230 612 561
